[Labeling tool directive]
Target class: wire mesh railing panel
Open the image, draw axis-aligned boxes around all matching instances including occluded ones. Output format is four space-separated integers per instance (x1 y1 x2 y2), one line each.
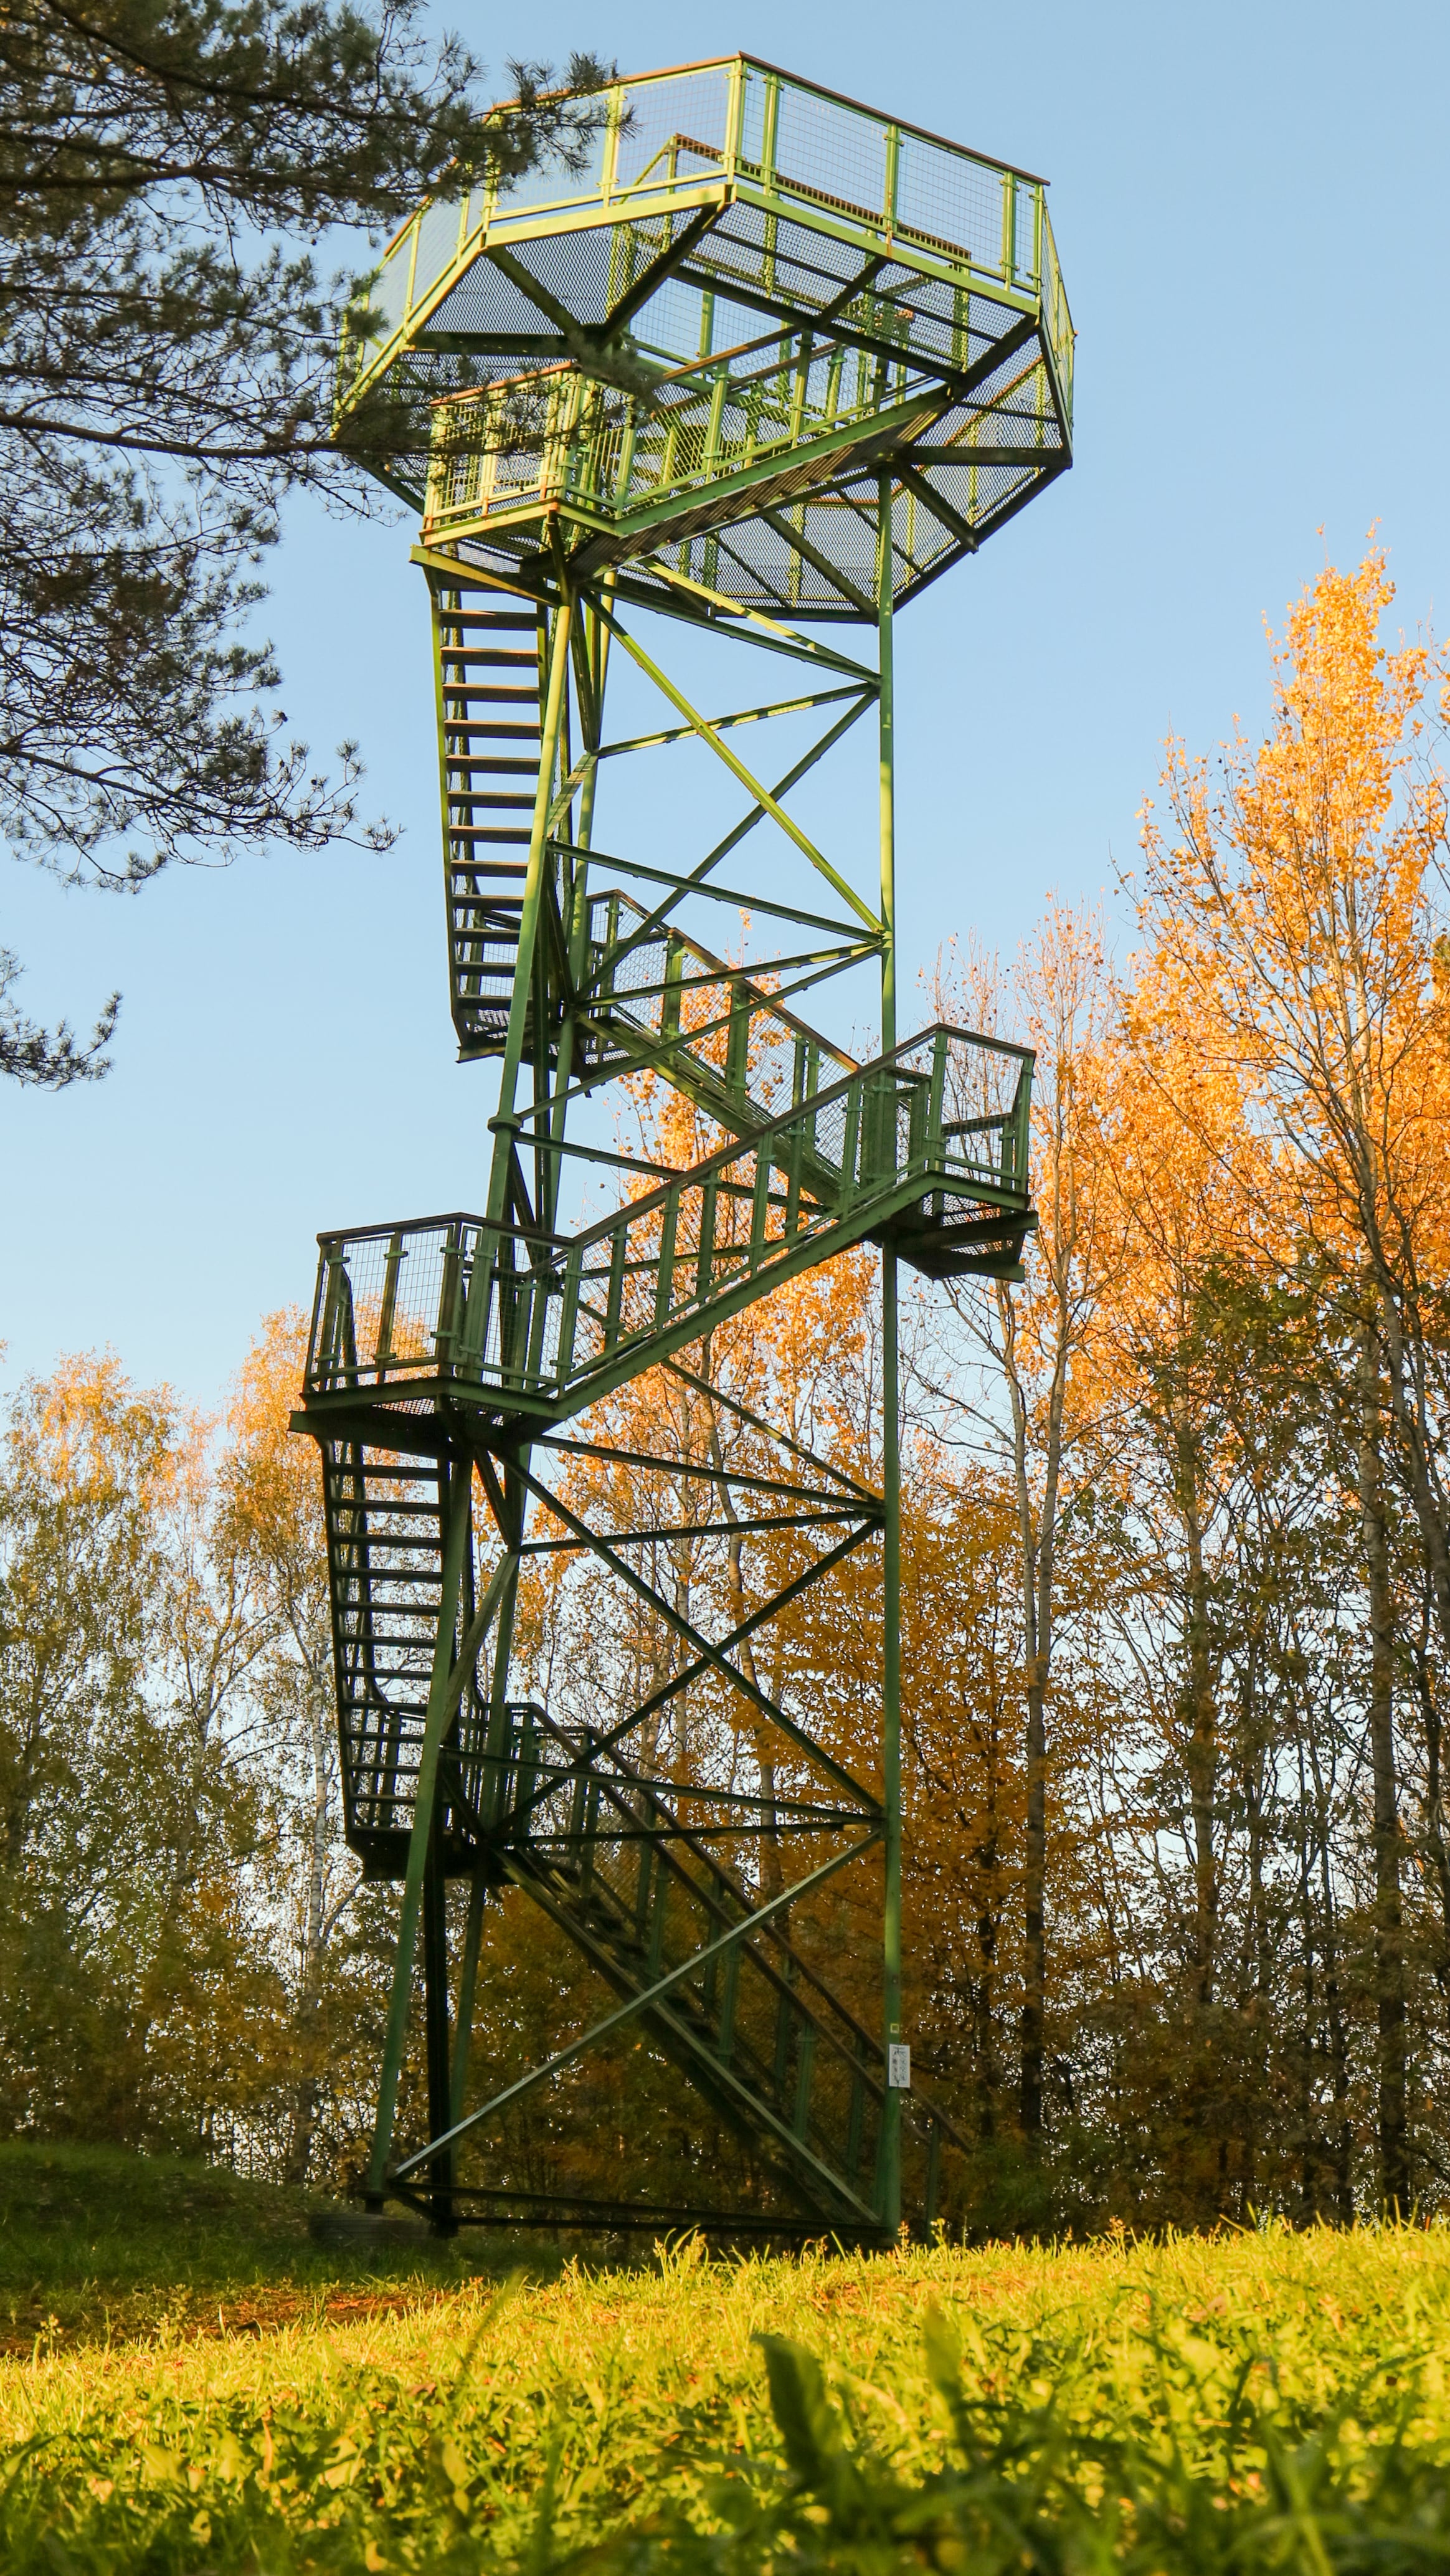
734 63 1036 288
308 1218 483 1392
612 68 734 192
492 115 615 217
414 194 468 308
895 132 1020 272
754 70 888 226
359 228 416 346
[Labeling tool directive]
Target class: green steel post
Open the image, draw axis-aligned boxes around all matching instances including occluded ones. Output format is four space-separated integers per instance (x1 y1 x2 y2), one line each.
450 1870 489 2126
481 1465 526 1819
421 1816 455 2233
877 467 903 2235
545 580 610 1237
365 1456 473 2198
487 591 575 1227
438 1544 521 2124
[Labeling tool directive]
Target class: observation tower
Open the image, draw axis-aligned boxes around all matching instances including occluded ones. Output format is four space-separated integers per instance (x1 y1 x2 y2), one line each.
299 55 1073 2238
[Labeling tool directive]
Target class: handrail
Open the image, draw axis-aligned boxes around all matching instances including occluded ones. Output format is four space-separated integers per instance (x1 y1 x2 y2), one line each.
339 53 1074 434
304 1021 1033 1405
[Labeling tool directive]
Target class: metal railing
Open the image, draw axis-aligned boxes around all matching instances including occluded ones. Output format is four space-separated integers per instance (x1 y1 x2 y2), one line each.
304 1022 1032 1411
345 55 1073 416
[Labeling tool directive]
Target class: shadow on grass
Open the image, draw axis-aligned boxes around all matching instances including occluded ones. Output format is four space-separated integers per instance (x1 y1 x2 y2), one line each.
0 2138 579 2349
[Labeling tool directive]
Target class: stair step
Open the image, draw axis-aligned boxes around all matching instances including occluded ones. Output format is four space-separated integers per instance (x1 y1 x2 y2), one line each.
439 649 539 666
443 611 538 629
339 1473 443 1494
442 725 542 744
440 682 538 697
334 1524 443 1546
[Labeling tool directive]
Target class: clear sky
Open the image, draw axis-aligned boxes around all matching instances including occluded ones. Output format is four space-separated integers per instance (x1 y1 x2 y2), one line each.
4 0 1447 1413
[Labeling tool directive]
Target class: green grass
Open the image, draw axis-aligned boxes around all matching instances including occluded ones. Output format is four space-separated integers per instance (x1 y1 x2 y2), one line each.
0 2138 496 2349
5 2146 1450 2570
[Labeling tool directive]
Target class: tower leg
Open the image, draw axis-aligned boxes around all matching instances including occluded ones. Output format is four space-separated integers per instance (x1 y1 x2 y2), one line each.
877 469 903 2236
422 1826 457 2235
450 1870 490 2126
880 1238 903 2232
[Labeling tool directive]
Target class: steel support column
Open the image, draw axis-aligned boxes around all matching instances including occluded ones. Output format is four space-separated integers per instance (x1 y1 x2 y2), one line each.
422 1823 456 2233
877 467 903 2232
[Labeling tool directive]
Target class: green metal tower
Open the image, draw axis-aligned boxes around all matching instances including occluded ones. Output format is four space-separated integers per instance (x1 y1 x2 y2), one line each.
298 55 1072 2239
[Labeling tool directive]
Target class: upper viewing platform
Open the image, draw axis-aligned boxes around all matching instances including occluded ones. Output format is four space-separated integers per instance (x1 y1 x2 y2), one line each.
337 56 1074 619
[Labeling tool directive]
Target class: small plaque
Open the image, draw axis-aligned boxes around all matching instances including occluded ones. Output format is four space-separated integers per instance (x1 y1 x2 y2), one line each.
888 2042 911 2089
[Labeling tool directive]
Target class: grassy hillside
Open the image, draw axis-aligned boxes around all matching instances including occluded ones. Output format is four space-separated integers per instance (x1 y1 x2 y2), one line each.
0 2138 489 2348
4 2146 1450 2570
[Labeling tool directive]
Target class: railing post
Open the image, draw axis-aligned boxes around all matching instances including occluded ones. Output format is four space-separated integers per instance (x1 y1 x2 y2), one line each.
318 1250 357 1388
604 1221 628 1349
661 933 683 1042
455 1220 493 1381
695 1181 718 1303
556 1242 584 1382
1012 1058 1033 1189
749 1149 772 1266
435 1225 463 1372
376 1230 405 1378
655 1190 680 1328
838 1080 863 1200
927 1031 950 1155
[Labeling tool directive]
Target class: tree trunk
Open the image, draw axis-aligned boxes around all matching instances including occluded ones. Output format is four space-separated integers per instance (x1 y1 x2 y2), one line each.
1373 1268 1450 1671
283 1678 333 2187
1357 1319 1408 2211
1305 1714 1354 2222
1178 1438 1218 2017
1409 1592 1450 2010
1021 1663 1047 2139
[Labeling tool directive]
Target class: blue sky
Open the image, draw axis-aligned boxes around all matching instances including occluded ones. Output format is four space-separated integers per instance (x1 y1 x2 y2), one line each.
4 0 1447 1411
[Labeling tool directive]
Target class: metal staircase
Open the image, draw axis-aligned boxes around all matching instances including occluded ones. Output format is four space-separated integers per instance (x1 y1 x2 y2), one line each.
297 54 1072 2239
361 1691 967 2233
464 1707 907 2232
435 589 543 1057
304 1018 1031 1437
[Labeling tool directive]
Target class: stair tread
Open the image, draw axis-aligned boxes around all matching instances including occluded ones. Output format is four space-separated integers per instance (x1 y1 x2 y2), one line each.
442 717 542 733
439 650 539 667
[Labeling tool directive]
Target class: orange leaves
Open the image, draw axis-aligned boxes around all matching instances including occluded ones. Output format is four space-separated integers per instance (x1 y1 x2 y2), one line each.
1135 549 1450 1281
6 1348 191 1521
217 1308 323 1598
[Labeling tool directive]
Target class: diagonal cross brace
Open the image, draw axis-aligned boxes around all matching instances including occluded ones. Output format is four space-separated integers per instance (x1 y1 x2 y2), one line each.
513 1458 878 1809
392 1828 880 2217
598 606 882 933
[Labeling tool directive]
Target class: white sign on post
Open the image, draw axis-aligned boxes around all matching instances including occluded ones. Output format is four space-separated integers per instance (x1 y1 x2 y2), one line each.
887 2042 911 2089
